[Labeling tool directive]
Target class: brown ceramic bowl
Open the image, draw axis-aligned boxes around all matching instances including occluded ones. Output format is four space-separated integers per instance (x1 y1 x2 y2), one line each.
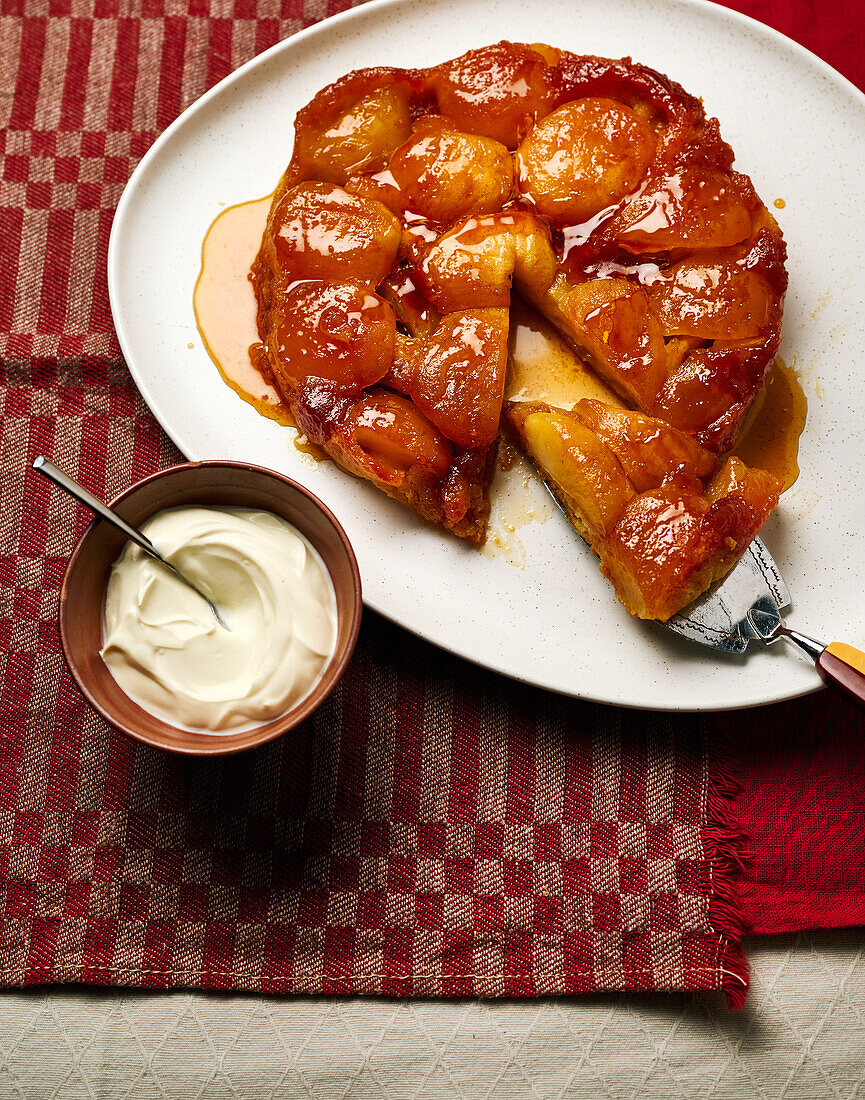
60 461 362 755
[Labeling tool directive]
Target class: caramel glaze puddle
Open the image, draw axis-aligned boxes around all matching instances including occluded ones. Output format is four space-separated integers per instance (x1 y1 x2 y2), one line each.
731 356 806 492
195 199 807 551
194 195 330 460
194 195 292 426
506 297 625 408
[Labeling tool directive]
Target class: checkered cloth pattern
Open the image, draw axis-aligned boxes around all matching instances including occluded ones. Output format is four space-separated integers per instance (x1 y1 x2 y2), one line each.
1 0 745 1002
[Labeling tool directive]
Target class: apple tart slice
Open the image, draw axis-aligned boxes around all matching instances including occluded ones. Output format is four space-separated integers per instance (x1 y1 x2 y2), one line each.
505 399 780 620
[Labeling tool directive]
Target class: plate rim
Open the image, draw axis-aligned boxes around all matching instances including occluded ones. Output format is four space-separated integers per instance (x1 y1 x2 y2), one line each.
108 0 865 711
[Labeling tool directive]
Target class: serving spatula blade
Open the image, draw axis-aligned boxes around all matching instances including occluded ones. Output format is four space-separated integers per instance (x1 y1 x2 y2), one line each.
665 538 790 653
662 537 865 705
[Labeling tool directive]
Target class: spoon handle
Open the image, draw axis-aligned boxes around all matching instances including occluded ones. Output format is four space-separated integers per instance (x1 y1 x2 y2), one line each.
33 456 230 631
33 456 159 557
815 643 865 708
775 627 865 708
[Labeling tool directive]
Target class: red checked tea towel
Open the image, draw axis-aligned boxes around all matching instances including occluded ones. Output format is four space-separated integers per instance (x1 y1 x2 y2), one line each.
4 365 745 999
1 0 863 1010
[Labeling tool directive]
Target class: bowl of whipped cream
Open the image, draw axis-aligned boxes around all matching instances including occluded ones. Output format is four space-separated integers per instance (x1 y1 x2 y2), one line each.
59 461 362 754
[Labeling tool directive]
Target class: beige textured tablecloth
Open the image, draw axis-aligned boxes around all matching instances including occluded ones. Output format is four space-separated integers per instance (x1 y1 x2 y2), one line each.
1 932 862 1097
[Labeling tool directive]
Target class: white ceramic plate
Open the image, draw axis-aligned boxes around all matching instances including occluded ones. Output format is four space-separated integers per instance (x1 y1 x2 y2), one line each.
108 0 865 711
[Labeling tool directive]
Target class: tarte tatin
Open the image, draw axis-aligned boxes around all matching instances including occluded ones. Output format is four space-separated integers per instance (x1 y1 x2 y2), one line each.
251 41 787 620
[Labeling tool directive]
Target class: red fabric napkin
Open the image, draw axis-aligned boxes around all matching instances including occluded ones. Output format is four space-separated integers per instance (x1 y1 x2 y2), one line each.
1 0 863 1010
720 694 865 936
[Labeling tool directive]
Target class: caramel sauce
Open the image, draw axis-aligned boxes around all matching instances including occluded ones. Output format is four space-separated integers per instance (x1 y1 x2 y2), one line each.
193 195 293 426
560 202 620 259
731 355 807 491
507 297 624 408
774 198 786 209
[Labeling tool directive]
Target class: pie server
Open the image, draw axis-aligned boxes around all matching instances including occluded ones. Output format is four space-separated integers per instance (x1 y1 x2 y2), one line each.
665 538 865 705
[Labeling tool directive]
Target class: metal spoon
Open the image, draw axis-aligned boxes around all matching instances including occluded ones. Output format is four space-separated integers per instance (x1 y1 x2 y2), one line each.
33 456 229 630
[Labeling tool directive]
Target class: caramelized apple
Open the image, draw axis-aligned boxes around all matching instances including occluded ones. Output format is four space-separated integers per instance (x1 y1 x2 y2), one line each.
267 282 396 392
298 83 415 183
604 485 731 621
606 462 779 620
516 98 656 224
264 182 402 286
608 167 753 251
417 210 557 311
573 400 717 492
348 389 453 478
428 42 561 147
505 402 634 538
291 381 452 484
648 253 773 340
706 455 779 514
540 276 667 409
652 343 770 448
394 309 509 449
376 117 514 225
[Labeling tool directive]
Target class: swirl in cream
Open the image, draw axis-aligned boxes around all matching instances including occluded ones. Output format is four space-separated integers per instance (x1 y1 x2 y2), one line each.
101 506 336 732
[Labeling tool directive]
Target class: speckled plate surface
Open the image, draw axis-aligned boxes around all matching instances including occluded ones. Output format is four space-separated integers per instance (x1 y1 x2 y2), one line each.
108 0 865 710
